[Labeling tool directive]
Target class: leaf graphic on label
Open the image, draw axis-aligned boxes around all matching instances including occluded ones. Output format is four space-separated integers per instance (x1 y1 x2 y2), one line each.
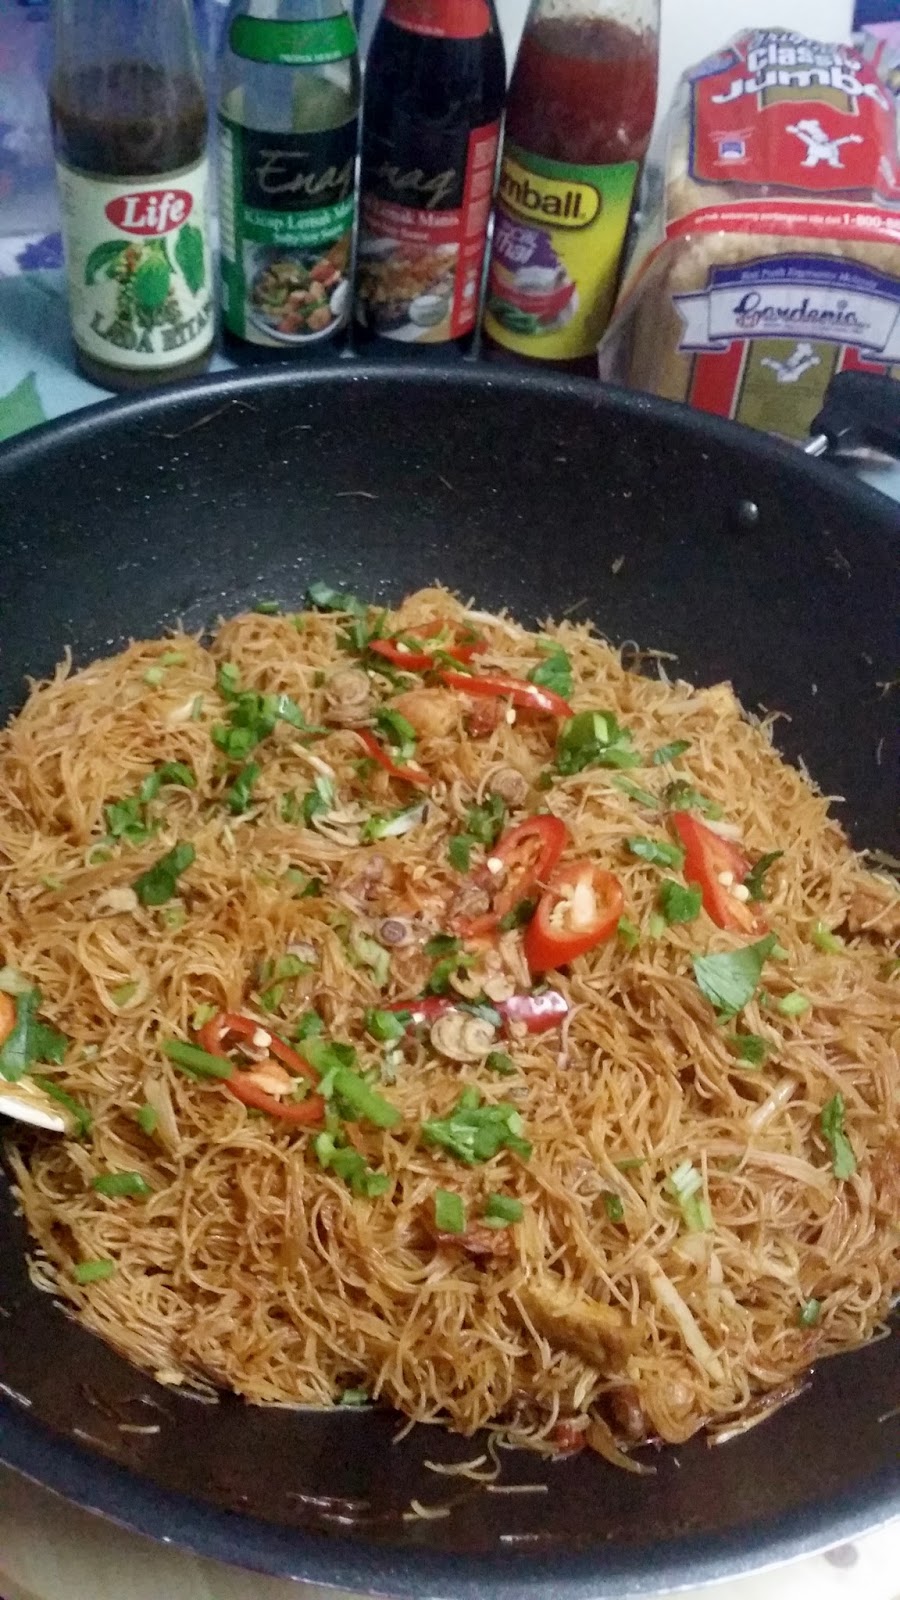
175 224 205 295
133 255 172 310
85 240 128 286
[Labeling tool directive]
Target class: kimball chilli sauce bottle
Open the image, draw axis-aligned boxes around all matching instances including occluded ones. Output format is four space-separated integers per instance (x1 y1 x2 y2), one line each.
50 0 214 391
482 0 659 376
355 0 506 357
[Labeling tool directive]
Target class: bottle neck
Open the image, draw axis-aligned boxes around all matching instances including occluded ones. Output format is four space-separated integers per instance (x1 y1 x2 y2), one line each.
238 0 354 21
52 0 203 79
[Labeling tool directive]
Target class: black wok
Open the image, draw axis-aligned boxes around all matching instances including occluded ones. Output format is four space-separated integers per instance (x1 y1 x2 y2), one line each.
0 365 897 1599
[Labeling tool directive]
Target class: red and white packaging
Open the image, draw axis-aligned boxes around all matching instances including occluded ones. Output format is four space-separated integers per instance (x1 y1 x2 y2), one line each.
598 30 900 439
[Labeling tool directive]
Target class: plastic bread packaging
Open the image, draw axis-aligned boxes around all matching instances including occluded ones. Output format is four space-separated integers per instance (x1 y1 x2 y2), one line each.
598 29 900 440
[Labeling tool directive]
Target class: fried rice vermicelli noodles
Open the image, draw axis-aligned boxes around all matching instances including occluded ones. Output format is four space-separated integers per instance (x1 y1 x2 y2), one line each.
1 587 897 1460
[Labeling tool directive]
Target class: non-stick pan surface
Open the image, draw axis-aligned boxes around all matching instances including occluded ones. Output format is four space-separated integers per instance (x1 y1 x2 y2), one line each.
0 366 897 1599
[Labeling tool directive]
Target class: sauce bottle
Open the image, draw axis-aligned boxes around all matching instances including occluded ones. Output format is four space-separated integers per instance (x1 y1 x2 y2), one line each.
49 0 214 391
218 0 360 360
355 0 505 357
482 0 658 376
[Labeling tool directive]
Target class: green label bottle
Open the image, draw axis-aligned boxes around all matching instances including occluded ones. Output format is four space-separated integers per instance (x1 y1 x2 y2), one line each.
218 0 360 357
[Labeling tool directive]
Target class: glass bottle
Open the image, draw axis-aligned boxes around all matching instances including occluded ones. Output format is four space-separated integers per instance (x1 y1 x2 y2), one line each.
50 0 214 391
354 0 506 358
482 0 659 376
218 0 360 361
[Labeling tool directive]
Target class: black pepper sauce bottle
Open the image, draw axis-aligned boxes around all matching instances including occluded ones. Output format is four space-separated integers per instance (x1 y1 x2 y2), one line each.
49 0 214 391
355 0 505 357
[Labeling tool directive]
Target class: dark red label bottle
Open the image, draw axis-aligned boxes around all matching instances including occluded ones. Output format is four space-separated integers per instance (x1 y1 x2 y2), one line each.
354 0 506 356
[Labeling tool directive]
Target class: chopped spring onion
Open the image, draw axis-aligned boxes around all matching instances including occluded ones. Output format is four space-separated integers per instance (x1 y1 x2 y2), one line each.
31 1075 91 1137
294 1011 324 1041
253 600 281 614
604 1193 625 1223
313 1130 390 1198
434 1188 466 1233
664 1160 712 1232
652 740 691 766
421 1090 532 1166
483 1193 524 1226
365 1008 407 1043
799 1298 822 1327
92 1171 152 1198
161 903 187 930
163 1039 232 1079
485 1050 516 1076
137 1103 158 1136
820 1093 856 1181
0 967 33 995
362 802 427 842
73 1259 115 1285
614 778 658 808
143 665 166 687
191 1004 218 1031
225 760 261 815
339 1387 370 1406
349 927 391 989
777 992 810 1017
647 913 666 940
627 836 685 869
556 710 640 775
616 916 640 951
811 921 844 954
133 842 195 907
111 982 138 1007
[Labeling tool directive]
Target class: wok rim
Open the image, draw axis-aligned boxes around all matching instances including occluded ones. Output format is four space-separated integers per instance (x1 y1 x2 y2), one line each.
0 363 897 1597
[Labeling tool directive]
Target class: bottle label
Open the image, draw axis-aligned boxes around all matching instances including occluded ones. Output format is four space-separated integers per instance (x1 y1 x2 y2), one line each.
219 114 356 347
56 157 213 372
229 13 358 67
483 144 638 361
381 0 492 40
356 119 499 344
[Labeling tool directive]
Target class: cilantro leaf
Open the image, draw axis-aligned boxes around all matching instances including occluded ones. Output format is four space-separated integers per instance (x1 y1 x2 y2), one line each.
0 989 69 1083
658 879 702 925
692 933 777 1017
820 1093 856 1181
448 834 473 872
421 1089 532 1165
462 794 506 847
726 1032 770 1066
556 710 640 775
133 842 195 907
663 781 723 820
528 644 572 701
744 851 784 903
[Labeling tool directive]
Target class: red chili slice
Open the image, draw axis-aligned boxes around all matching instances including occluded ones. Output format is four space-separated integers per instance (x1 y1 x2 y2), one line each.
369 619 485 672
357 728 430 788
452 814 570 937
524 861 624 974
439 669 572 721
385 990 569 1036
197 1011 325 1125
670 812 765 935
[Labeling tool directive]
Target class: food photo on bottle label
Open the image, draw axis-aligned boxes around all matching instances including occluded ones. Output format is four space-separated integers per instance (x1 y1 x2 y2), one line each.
355 0 505 353
218 6 360 354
